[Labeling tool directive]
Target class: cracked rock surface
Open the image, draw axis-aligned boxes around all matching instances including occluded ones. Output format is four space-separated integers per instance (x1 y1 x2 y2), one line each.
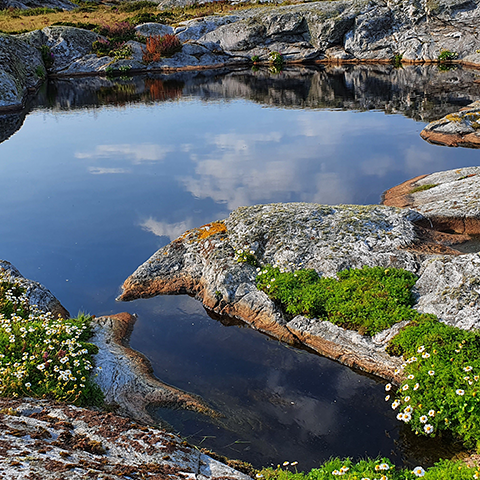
0 397 251 479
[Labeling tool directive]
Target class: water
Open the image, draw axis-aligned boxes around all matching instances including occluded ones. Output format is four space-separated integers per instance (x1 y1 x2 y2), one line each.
0 64 479 470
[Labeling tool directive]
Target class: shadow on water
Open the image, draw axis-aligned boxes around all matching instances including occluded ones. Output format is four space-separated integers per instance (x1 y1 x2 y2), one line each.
129 295 465 471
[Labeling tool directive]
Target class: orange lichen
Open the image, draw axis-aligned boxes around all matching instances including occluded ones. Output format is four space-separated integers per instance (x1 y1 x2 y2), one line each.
196 222 227 240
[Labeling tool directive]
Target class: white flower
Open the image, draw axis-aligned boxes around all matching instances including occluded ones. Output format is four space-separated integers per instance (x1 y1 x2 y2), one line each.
283 462 289 466
456 389 465 396
428 410 435 417
404 396 411 402
385 395 390 401
24 382 31 388
464 366 473 372
385 383 392 391
402 384 409 391
413 466 426 477
414 383 420 390
397 413 404 421
417 346 425 353
379 463 390 470
392 400 401 410
424 424 434 434
403 412 412 422
422 352 430 359
407 374 415 380
428 370 435 376
420 415 428 424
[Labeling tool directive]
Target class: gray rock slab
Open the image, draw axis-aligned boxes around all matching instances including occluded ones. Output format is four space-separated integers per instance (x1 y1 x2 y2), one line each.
0 33 43 111
135 22 175 38
420 100 480 148
0 398 251 479
0 0 75 10
175 16 240 42
0 260 69 318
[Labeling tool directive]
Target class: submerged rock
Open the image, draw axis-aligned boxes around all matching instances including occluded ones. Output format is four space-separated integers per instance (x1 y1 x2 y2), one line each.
0 397 251 479
119 203 470 382
420 100 480 148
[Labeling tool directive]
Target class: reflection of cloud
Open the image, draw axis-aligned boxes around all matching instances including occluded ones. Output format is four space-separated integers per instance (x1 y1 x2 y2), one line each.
361 155 395 177
76 143 174 164
140 217 194 241
88 167 129 175
404 146 436 174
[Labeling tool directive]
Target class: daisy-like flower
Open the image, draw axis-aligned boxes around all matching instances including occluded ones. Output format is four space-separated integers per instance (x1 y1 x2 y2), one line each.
332 470 341 476
424 424 434 434
385 395 390 401
428 410 435 417
404 405 413 413
397 413 404 421
379 463 390 471
385 383 392 391
422 353 430 359
24 382 31 388
340 467 349 474
402 384 409 391
403 412 412 422
456 389 465 396
404 396 411 402
420 415 428 424
291 462 298 466
414 383 420 391
283 462 289 466
473 472 479 479
392 400 401 410
464 366 473 372
428 370 435 376
413 466 426 477
417 346 425 353
407 374 415 380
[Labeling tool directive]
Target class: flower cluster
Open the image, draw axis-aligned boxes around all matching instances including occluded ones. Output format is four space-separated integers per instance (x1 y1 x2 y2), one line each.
0 273 103 406
386 333 480 445
234 247 259 267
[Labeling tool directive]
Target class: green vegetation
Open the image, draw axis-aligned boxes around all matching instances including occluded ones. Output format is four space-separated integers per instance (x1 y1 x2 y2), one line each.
393 54 403 68
269 51 284 66
40 44 54 70
410 183 438 194
0 272 103 407
386 315 480 448
438 50 458 62
257 458 480 480
235 248 260 267
256 265 418 336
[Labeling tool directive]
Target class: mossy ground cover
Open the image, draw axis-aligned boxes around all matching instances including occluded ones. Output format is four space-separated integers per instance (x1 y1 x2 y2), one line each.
257 458 480 480
386 315 480 448
0 272 103 407
255 265 418 335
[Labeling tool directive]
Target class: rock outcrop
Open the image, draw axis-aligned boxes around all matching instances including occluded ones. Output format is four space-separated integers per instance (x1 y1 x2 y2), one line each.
0 33 44 111
382 166 480 234
91 312 217 424
2 0 480 110
0 397 251 479
119 202 480 383
0 261 214 423
0 0 75 10
0 260 69 318
420 100 480 148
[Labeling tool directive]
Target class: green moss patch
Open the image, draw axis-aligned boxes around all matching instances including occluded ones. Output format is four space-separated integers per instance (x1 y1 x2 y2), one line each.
0 273 103 407
256 265 418 336
410 183 438 194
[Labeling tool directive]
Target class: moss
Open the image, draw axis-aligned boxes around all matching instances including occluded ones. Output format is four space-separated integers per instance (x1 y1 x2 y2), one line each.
410 183 438 194
196 221 227 240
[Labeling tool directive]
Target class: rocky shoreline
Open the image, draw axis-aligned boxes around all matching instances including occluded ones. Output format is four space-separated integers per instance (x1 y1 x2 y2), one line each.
2 0 480 112
119 167 480 384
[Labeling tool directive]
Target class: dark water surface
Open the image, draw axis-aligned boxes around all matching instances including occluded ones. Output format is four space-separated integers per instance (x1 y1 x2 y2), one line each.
1 64 479 470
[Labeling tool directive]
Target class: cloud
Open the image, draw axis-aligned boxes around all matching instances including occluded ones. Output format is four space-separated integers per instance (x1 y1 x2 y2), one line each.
88 167 129 175
140 217 194 241
76 143 174 164
361 155 395 177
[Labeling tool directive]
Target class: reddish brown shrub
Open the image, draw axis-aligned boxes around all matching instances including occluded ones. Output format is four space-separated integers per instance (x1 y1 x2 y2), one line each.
142 34 182 63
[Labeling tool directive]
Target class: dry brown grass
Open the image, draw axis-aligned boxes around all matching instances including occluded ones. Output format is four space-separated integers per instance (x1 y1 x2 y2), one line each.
0 8 137 33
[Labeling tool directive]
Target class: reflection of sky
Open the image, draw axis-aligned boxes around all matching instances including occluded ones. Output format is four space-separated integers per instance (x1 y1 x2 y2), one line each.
0 99 479 307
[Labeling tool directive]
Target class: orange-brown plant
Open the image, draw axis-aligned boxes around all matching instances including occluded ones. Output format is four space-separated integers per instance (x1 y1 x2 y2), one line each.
142 34 182 63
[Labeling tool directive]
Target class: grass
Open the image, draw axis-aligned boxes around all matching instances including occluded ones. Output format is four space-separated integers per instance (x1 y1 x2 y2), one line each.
256 265 419 336
410 184 438 194
0 271 103 407
0 0 289 34
257 458 480 479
